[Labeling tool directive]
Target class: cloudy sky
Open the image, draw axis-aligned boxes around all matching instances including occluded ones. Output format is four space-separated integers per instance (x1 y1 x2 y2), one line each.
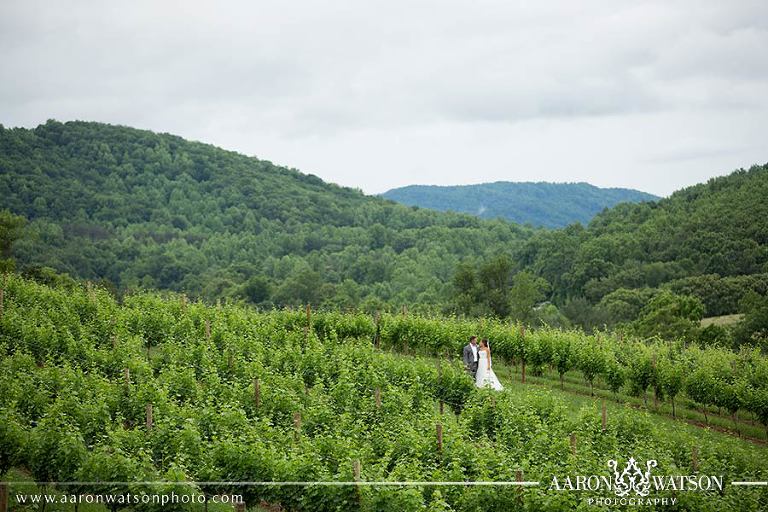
1 0 766 196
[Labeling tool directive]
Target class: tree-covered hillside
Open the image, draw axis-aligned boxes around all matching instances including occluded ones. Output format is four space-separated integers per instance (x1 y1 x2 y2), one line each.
382 182 658 228
0 120 532 308
513 164 768 334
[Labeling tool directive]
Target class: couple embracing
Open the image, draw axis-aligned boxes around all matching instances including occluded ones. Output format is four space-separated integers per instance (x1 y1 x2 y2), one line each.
462 336 503 390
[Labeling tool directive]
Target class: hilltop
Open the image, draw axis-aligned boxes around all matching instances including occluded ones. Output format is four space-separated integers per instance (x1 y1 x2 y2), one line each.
0 120 531 307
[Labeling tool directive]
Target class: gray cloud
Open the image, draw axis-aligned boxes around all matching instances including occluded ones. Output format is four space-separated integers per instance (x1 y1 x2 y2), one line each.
1 0 766 197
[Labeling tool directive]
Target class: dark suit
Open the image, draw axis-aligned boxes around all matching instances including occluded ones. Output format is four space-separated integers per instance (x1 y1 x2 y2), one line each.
462 343 479 379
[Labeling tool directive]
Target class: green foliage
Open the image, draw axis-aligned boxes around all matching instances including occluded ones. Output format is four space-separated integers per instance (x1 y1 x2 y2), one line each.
0 209 26 271
509 271 550 323
3 121 768 347
631 290 704 340
733 291 768 350
0 120 532 310
1 273 768 510
0 209 26 258
598 287 658 324
516 164 768 331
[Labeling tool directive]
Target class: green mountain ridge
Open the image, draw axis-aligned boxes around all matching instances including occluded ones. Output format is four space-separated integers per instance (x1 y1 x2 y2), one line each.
0 120 532 307
382 181 659 228
516 163 768 322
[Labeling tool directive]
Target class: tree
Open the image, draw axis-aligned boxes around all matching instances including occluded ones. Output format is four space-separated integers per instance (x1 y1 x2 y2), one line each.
0 209 26 271
478 255 515 318
509 271 550 323
658 357 685 418
552 336 574 389
598 288 658 325
273 268 328 307
576 341 606 396
452 263 480 316
733 292 768 350
631 290 704 341
605 357 626 399
627 352 654 407
240 275 272 306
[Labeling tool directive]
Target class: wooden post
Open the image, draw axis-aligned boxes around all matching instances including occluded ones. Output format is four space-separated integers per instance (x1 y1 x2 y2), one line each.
0 482 8 512
146 404 153 432
601 401 607 431
227 350 234 372
253 378 261 409
402 304 407 316
437 357 443 403
516 469 523 503
374 387 381 409
353 459 361 481
294 412 302 439
0 287 4 320
374 311 381 349
353 459 362 506
520 326 526 384
436 423 443 452
439 400 444 415
205 319 211 339
234 501 245 512
692 446 699 472
123 368 130 386
570 433 577 456
111 334 117 350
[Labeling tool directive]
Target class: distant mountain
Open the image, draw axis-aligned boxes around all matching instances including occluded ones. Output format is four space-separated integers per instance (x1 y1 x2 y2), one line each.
381 182 659 228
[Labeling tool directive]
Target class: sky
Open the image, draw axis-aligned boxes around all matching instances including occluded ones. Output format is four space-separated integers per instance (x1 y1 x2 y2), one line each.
1 1 766 197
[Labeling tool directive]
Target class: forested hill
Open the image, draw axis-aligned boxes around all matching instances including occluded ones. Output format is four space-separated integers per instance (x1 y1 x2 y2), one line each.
382 182 658 228
0 120 532 307
515 163 768 322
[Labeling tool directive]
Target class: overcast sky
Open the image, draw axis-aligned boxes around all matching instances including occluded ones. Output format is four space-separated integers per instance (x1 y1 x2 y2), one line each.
1 1 766 196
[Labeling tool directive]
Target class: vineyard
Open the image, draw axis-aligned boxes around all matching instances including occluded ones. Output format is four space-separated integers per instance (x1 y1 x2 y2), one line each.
1 274 767 511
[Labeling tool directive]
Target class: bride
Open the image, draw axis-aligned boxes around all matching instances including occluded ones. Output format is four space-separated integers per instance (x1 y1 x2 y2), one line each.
476 339 503 390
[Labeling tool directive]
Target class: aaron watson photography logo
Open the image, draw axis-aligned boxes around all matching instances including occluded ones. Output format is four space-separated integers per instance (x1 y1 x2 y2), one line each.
548 457 724 507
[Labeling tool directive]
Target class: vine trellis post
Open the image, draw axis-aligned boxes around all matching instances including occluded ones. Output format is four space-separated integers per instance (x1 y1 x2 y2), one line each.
692 446 699 472
601 400 607 431
0 481 8 512
520 325 526 384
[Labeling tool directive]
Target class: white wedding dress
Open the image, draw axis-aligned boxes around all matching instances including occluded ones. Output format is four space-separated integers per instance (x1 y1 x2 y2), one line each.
476 351 503 390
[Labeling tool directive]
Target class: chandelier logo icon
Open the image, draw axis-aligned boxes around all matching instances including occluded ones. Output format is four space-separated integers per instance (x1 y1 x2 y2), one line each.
608 457 658 497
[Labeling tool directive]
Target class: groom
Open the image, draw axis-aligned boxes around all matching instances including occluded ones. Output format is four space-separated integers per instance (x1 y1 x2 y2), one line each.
462 336 479 379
